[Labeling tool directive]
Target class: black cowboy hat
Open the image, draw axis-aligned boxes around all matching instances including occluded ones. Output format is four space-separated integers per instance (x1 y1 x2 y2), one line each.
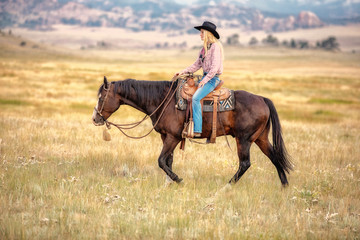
194 21 220 39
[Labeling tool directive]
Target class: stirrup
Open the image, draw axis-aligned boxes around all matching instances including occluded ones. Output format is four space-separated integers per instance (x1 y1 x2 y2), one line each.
182 133 201 139
194 133 201 137
182 119 194 139
182 131 194 139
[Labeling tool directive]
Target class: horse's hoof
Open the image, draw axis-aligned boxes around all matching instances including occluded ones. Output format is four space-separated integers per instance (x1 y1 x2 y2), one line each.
164 175 174 187
228 178 237 185
175 177 183 183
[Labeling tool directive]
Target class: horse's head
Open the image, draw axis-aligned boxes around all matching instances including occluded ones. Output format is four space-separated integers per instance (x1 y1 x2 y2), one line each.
92 77 121 126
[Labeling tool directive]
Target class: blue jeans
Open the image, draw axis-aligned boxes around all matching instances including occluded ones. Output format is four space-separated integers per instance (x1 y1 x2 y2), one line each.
192 74 221 133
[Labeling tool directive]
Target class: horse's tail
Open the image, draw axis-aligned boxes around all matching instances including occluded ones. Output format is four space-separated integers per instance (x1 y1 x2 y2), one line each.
263 98 293 173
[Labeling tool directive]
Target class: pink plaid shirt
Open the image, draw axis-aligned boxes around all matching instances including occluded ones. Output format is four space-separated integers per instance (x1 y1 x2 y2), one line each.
181 43 223 84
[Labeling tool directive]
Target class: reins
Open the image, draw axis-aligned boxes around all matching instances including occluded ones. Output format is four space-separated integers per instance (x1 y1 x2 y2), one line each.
95 74 232 150
95 74 190 139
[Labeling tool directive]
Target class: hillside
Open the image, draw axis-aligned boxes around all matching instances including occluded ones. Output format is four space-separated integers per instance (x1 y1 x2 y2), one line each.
1 0 326 32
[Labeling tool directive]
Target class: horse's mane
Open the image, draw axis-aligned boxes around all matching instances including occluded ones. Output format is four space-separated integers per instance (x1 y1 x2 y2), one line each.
112 79 177 107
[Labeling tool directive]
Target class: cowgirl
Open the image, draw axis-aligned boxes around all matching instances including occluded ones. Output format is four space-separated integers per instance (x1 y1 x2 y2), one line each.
175 21 224 137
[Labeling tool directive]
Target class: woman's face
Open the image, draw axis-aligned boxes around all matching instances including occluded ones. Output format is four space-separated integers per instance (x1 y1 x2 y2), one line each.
200 29 204 41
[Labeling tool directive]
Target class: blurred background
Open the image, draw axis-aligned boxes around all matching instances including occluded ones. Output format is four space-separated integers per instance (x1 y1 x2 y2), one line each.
1 0 359 51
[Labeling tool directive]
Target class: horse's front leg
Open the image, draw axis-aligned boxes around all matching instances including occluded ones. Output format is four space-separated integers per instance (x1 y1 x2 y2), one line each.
158 134 182 183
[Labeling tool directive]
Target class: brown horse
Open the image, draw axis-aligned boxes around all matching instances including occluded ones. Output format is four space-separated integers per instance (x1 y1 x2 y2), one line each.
92 77 293 186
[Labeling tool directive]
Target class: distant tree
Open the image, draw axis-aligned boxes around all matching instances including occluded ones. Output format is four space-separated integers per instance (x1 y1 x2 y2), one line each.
319 36 340 50
249 37 258 46
227 34 240 45
262 34 279 46
298 40 309 49
97 41 107 48
20 41 26 47
282 40 289 47
290 39 297 48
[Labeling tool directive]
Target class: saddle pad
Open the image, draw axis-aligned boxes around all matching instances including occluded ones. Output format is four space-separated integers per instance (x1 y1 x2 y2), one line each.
175 78 235 112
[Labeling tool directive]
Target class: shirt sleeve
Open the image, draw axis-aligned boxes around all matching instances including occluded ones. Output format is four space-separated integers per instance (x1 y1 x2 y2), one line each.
181 48 203 74
201 43 221 84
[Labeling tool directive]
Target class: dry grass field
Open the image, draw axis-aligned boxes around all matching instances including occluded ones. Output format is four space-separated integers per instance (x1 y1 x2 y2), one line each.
0 32 360 239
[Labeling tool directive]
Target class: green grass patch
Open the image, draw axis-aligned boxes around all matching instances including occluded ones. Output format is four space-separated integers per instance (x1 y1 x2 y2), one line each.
313 109 336 115
279 108 343 123
70 102 93 112
0 98 29 106
309 98 354 105
312 109 343 122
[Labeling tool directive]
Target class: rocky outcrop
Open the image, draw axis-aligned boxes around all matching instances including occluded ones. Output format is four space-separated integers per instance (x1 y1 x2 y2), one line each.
296 11 323 28
0 0 325 32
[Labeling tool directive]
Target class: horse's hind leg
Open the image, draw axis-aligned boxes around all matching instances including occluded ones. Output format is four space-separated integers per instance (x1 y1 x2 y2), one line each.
159 134 182 183
255 129 289 186
229 138 251 184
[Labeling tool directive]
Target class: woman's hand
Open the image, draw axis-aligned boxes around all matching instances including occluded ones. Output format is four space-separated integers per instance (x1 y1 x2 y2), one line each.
198 80 206 88
173 72 181 79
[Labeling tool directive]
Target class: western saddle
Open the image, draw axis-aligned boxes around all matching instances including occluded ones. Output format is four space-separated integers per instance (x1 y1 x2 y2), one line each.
180 75 231 144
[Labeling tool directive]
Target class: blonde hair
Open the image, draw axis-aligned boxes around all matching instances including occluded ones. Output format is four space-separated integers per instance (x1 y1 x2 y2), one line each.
203 30 224 61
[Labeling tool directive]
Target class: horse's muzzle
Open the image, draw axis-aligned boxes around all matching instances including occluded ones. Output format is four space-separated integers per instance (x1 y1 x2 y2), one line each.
92 108 105 126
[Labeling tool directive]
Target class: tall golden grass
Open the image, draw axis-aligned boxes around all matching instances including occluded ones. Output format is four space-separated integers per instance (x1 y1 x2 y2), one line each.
0 36 359 239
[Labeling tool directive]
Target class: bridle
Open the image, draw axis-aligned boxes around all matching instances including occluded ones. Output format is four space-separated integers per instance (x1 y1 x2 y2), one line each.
94 74 191 139
94 82 111 121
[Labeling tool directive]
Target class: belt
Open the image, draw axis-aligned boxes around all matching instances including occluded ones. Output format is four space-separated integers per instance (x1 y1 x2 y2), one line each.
203 72 220 77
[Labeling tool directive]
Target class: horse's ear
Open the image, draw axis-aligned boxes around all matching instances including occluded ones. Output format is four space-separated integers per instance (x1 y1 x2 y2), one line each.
103 76 108 89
